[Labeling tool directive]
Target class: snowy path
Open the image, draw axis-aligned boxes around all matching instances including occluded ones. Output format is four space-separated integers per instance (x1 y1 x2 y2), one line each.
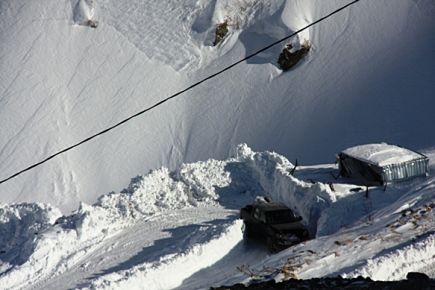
1 0 435 288
33 207 265 290
0 145 434 289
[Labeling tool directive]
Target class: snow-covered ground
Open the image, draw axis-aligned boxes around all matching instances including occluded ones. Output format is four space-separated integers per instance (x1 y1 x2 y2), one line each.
1 0 435 289
1 0 435 212
0 145 433 289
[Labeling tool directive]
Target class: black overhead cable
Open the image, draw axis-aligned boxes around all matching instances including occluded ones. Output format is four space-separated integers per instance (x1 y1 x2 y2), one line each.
0 0 361 185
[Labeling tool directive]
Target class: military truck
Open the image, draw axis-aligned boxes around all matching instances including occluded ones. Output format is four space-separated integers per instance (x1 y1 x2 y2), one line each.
240 197 309 252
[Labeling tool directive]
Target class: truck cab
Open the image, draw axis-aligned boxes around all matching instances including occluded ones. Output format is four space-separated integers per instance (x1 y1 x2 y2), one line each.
240 198 309 252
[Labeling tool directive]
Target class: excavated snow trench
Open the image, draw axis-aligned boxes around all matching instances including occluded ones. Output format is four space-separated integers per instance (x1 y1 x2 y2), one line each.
1 145 434 289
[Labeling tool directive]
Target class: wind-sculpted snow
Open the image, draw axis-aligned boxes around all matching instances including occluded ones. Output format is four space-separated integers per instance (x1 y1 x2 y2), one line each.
1 0 434 212
99 0 285 70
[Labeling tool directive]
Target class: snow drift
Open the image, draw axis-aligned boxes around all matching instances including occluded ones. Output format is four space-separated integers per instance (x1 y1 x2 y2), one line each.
0 144 433 289
1 0 435 213
0 144 334 289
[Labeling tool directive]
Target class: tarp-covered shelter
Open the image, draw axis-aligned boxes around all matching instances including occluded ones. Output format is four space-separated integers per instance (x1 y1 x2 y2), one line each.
338 143 429 185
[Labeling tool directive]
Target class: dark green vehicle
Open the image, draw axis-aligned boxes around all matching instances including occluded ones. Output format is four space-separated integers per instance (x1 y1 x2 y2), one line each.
240 199 309 252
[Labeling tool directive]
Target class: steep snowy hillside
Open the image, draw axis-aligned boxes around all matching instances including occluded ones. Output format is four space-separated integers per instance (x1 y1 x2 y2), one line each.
1 0 435 212
0 145 433 289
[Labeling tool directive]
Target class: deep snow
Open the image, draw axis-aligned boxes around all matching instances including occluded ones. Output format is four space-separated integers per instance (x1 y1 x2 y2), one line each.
1 0 435 212
0 144 433 289
1 0 435 289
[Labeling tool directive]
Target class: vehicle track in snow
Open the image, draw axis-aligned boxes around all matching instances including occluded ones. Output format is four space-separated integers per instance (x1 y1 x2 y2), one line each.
33 207 266 290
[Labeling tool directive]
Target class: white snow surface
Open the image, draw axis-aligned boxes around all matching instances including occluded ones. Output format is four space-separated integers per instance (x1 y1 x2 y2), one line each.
341 143 425 167
1 0 435 288
0 144 434 289
73 0 96 25
1 0 435 212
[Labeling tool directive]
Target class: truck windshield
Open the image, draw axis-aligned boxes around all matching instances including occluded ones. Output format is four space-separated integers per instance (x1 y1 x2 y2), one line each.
266 210 298 224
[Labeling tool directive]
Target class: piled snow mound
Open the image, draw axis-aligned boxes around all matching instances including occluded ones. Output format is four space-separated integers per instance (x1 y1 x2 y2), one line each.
0 144 340 288
343 234 435 281
0 158 232 289
73 0 96 25
96 158 230 219
235 144 336 235
229 161 435 283
84 219 243 290
0 203 61 273
0 144 433 288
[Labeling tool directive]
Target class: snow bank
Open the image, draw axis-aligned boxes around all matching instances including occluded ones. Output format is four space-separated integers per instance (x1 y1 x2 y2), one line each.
83 219 243 290
0 203 61 249
0 145 433 288
0 159 232 289
0 204 63 288
342 234 435 281
0 144 335 288
235 144 336 235
0 203 61 273
80 159 230 233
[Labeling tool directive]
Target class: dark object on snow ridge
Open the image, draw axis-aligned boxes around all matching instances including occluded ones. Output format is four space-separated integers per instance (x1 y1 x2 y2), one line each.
277 43 310 71
407 272 430 280
87 19 98 28
240 197 309 252
214 21 228 46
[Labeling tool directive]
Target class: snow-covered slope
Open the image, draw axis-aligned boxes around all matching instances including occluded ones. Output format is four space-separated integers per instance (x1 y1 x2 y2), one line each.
1 1 435 288
0 144 433 289
1 0 435 212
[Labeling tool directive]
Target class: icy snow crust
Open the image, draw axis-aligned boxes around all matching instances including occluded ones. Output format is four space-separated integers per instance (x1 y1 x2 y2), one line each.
0 145 434 289
1 0 435 212
342 143 425 167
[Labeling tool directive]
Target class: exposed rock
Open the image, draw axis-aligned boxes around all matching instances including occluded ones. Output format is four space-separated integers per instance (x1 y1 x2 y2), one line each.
212 273 435 290
407 272 430 280
214 21 229 46
277 43 310 71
